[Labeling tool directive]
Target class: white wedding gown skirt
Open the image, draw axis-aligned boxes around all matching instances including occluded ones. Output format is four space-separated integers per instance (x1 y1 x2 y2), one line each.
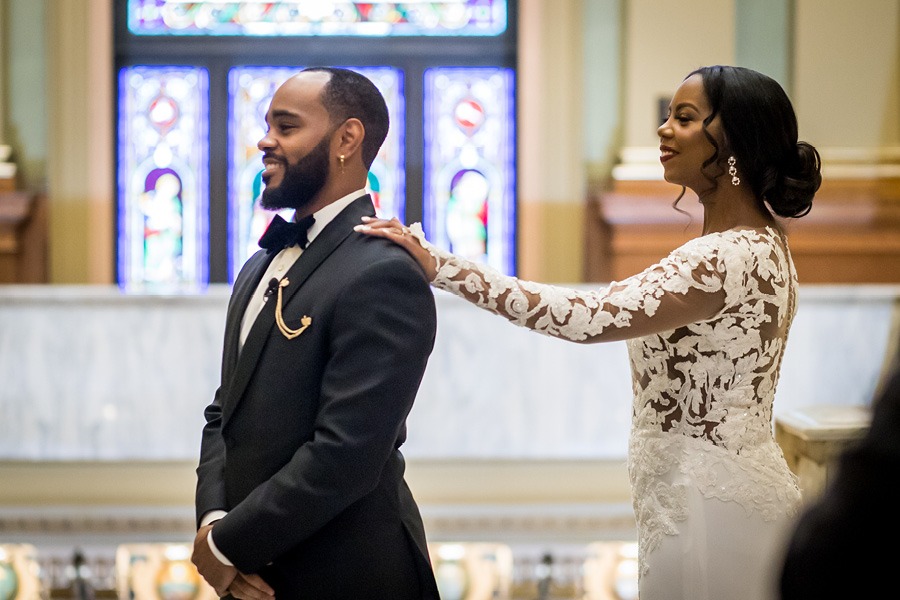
637 465 797 600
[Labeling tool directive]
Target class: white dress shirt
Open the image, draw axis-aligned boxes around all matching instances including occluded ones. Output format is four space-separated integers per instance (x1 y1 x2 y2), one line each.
204 188 367 566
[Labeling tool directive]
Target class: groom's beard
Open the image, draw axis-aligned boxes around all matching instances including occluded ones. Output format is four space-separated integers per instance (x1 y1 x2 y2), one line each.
260 133 331 212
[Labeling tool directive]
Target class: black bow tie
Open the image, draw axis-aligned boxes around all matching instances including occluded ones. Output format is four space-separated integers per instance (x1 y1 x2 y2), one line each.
258 214 316 254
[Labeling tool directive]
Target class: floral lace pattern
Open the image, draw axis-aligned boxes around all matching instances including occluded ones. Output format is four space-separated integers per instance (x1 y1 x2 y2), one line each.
411 224 802 571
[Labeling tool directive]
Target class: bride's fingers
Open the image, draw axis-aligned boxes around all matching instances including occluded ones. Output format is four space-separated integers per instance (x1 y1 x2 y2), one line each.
355 222 410 236
355 223 422 253
354 223 389 234
355 225 411 243
359 216 403 230
354 222 436 276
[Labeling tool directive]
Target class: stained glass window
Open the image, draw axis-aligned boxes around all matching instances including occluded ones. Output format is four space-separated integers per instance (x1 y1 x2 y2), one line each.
128 1 507 37
117 66 209 290
228 66 405 279
424 67 515 274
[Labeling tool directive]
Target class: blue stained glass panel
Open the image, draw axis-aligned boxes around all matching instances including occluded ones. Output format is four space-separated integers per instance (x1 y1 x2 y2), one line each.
228 66 405 280
117 66 209 290
128 1 507 37
424 67 515 274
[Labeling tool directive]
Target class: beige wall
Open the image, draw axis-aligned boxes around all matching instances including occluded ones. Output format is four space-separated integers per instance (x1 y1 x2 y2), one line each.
794 0 900 150
0 459 631 507
2 0 48 191
0 459 633 546
623 0 735 149
0 1 6 144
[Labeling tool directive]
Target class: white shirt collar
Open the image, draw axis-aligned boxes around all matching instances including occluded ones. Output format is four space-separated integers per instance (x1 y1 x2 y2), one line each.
302 188 368 246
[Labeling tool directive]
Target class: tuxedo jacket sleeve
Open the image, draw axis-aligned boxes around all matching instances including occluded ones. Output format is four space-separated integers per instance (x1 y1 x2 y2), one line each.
195 385 227 519
200 241 436 574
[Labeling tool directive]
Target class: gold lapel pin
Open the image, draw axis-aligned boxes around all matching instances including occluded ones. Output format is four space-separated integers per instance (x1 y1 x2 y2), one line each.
275 278 312 339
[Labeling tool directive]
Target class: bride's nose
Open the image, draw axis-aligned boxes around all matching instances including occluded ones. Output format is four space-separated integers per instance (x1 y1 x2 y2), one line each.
658 118 673 139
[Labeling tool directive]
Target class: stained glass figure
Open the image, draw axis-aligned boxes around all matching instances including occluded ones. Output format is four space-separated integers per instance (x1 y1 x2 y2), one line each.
424 67 515 274
128 1 507 37
118 66 209 290
228 66 404 280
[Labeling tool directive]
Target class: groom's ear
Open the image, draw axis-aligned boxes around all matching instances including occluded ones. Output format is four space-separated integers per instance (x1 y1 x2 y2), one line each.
334 118 365 166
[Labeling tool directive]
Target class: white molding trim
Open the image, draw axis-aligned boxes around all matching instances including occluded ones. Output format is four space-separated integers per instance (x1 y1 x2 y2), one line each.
612 146 900 181
817 146 900 163
422 503 636 543
619 147 664 164
820 164 900 178
0 503 636 544
611 163 664 181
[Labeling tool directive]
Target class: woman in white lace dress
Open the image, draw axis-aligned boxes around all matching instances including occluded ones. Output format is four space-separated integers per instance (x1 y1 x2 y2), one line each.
358 65 821 600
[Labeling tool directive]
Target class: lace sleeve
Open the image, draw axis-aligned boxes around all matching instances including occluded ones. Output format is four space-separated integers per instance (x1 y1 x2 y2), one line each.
410 224 742 344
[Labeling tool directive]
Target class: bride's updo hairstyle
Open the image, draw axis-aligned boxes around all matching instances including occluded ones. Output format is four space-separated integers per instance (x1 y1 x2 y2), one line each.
690 65 822 218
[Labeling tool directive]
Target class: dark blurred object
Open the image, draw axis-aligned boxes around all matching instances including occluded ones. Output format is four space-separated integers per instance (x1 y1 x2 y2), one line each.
69 550 93 600
536 553 553 600
780 358 900 597
46 550 115 599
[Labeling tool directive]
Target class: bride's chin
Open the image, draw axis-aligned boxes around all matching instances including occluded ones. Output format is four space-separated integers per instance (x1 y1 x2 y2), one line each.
662 171 679 186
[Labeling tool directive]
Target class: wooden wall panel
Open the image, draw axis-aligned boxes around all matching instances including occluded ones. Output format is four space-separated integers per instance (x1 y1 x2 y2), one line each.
585 178 900 284
0 192 47 283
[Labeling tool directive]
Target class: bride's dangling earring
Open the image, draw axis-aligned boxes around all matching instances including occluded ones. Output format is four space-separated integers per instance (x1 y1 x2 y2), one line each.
728 155 740 186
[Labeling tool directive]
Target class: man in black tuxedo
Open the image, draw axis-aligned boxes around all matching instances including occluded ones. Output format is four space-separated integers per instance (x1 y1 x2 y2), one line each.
192 68 440 600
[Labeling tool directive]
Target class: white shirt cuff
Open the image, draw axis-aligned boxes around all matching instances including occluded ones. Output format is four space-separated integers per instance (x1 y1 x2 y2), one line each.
207 529 234 567
200 510 228 528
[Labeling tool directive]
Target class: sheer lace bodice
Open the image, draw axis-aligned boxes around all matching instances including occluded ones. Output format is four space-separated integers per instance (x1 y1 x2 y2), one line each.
411 224 802 570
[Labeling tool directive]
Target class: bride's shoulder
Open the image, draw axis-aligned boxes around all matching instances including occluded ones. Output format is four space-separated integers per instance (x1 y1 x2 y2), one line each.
667 228 770 271
681 227 775 254
671 229 743 254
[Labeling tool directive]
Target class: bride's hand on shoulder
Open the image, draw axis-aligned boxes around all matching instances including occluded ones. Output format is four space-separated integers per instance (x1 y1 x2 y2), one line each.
355 216 438 280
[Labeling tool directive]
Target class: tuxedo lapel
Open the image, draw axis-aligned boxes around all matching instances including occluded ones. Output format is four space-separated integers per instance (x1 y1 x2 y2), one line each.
221 250 275 380
222 195 376 425
271 196 375 320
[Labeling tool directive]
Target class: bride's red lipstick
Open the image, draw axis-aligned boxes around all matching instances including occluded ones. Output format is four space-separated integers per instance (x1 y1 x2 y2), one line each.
660 145 677 164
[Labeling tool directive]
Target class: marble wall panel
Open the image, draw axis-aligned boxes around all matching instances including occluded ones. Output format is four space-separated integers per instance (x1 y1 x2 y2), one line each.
0 287 227 460
1 284 897 461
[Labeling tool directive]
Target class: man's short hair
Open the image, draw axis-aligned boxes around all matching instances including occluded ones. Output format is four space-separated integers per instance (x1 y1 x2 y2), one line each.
302 67 389 169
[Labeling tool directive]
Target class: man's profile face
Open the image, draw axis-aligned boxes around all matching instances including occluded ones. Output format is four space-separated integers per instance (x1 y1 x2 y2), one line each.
258 71 335 211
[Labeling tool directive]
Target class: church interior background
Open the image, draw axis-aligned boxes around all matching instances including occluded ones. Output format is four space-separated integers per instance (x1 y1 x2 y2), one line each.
1 0 899 598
